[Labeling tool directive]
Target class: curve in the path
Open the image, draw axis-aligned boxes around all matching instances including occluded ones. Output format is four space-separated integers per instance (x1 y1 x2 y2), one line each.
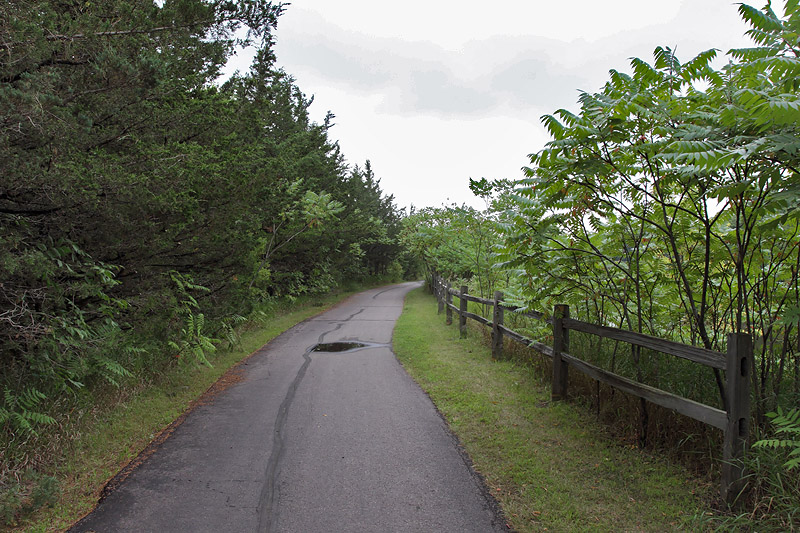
69 282 507 533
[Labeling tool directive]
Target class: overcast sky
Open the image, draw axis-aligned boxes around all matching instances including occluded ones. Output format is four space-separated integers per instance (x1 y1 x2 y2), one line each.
225 1 759 210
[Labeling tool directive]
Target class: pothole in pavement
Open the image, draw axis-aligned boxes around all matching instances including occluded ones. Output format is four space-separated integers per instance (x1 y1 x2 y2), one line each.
311 341 386 353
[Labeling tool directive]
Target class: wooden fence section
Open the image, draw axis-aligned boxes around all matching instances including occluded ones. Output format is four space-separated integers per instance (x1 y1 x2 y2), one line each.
430 274 751 505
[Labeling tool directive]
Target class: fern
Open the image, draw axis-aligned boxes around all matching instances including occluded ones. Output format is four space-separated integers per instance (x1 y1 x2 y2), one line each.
540 114 566 140
630 57 660 85
738 3 783 33
93 357 133 387
728 45 778 61
0 387 55 435
221 314 247 348
653 46 681 73
168 312 219 368
753 407 800 470
608 69 633 92
680 48 720 84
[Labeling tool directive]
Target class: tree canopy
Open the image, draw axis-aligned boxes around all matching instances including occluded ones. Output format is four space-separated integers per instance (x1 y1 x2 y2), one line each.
0 0 407 430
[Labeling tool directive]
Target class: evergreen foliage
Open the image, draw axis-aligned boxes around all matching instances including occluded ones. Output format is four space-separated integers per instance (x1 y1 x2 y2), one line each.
0 0 406 447
754 408 800 470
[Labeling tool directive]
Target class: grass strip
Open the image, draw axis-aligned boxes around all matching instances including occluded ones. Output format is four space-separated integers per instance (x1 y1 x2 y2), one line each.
393 287 712 532
9 288 362 533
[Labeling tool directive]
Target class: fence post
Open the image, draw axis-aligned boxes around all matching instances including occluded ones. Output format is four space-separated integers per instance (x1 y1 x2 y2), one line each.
722 332 751 506
459 285 468 338
445 282 453 325
552 304 570 401
437 276 444 315
492 291 504 360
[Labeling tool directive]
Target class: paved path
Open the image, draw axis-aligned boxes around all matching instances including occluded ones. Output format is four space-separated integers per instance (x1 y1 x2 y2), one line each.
70 282 506 532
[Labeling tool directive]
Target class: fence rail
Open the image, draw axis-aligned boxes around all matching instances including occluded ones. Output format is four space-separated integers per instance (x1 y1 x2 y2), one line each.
430 273 750 506
562 317 726 370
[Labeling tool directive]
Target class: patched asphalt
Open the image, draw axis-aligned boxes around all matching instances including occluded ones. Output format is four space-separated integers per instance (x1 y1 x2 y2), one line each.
69 281 508 532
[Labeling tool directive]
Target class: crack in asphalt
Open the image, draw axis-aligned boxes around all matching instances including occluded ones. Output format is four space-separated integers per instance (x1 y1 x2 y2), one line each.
310 319 396 323
371 285 403 299
257 307 366 533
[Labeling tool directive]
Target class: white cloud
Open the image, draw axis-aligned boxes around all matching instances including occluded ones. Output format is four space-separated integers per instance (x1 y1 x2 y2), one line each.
280 1 685 49
251 0 760 209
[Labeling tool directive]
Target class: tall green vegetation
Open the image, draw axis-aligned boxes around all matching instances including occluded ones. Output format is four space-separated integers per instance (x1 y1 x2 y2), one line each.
0 0 405 468
402 178 514 302
405 1 799 524
498 0 799 418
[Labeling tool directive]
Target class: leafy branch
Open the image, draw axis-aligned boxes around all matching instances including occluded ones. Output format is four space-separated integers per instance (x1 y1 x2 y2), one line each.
753 407 800 471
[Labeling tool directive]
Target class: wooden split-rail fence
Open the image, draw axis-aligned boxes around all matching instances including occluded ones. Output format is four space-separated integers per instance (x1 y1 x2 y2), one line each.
430 274 751 506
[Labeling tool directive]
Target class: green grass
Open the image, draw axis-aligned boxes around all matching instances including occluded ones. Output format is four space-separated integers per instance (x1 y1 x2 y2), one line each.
5 288 362 533
393 287 712 532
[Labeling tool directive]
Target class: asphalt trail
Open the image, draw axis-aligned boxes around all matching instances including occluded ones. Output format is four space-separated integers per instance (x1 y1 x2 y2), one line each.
70 282 507 532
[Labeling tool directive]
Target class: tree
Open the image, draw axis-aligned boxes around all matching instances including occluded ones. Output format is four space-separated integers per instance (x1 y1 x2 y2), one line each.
498 1 800 421
0 0 407 440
